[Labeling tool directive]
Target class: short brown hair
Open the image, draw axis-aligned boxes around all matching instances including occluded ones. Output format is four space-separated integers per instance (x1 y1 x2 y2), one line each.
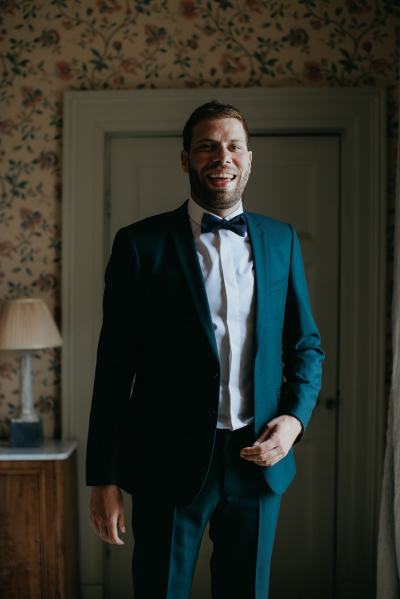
182 100 250 152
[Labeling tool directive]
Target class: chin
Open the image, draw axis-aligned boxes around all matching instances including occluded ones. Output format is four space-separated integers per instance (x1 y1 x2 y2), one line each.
208 193 240 209
191 181 242 211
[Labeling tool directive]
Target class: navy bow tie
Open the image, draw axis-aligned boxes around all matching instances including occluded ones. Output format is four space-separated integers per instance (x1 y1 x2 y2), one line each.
201 213 247 237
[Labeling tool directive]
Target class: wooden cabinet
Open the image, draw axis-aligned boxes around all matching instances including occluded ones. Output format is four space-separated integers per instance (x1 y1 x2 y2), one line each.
0 441 79 598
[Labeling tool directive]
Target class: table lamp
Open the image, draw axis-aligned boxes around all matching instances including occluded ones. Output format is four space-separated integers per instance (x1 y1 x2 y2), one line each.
0 298 62 447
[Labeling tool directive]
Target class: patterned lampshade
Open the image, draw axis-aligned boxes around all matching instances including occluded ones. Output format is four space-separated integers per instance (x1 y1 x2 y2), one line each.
0 298 62 350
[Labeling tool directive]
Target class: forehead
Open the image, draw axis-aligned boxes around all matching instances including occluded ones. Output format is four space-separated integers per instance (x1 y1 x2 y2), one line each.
191 117 247 142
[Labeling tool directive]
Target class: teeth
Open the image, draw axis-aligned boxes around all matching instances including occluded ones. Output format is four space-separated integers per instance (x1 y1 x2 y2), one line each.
208 174 235 180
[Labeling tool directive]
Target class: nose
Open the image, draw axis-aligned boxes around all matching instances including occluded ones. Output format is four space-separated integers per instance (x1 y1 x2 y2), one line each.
213 144 232 164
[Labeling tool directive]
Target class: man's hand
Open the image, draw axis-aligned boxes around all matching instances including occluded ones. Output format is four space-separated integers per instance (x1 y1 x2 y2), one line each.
240 415 302 467
89 484 126 545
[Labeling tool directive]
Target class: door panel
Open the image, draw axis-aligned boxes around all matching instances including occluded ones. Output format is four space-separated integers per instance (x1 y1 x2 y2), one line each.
105 135 339 599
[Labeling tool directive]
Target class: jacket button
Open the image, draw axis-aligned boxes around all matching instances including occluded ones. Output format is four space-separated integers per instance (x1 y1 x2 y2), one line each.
212 372 219 380
209 409 216 416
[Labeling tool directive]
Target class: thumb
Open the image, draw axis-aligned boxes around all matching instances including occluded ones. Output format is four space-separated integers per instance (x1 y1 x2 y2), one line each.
118 510 126 534
255 422 273 444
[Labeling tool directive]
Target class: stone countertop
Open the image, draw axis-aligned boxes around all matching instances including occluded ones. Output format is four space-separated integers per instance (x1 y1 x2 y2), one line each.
0 439 78 460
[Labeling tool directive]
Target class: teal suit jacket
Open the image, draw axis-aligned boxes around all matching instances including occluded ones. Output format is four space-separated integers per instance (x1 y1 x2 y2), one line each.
86 200 324 503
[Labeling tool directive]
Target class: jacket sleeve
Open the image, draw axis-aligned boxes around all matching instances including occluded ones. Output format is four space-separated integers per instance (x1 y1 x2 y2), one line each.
86 227 139 486
280 225 325 437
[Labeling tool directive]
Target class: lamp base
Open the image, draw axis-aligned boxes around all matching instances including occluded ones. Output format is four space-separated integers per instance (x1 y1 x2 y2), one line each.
10 420 43 448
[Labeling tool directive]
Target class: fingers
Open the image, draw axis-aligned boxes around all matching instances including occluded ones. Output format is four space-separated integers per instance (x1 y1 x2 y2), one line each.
118 511 126 535
91 513 125 544
241 447 284 467
240 415 303 467
110 516 125 545
90 515 109 543
241 437 277 455
89 486 126 545
254 449 284 467
240 433 285 467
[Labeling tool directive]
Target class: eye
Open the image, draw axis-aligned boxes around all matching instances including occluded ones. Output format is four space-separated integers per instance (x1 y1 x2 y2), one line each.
197 143 213 151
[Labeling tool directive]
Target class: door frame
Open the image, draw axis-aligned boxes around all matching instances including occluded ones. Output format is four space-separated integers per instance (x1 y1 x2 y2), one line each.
62 87 387 598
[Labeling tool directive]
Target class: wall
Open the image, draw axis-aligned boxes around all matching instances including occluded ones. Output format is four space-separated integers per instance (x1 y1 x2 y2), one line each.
0 0 398 438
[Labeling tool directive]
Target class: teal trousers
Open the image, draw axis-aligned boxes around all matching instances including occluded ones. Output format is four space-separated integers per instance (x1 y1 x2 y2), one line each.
132 424 281 598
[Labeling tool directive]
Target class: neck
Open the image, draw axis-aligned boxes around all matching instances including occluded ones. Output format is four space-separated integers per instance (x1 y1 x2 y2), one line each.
192 197 242 218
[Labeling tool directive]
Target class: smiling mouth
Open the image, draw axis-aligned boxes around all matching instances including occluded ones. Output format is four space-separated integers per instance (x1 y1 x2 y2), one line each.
206 172 237 184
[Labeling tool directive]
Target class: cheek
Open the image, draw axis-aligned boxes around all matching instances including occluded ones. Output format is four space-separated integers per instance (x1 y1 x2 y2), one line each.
235 157 251 173
198 163 214 177
188 157 204 173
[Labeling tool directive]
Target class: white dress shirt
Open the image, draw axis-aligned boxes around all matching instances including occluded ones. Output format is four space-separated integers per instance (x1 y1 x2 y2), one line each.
187 198 255 430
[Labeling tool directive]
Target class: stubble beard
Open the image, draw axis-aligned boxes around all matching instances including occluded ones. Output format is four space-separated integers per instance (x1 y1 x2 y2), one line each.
188 165 251 212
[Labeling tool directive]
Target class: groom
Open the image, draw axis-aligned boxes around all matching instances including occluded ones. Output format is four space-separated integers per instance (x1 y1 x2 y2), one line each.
86 100 324 598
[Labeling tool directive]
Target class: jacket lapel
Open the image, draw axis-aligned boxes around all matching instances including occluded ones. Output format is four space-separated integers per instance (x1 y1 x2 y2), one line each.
171 201 219 363
244 212 270 357
170 203 275 366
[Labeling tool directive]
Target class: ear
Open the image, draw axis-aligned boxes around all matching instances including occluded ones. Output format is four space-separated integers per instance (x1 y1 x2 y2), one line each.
181 150 189 173
248 150 253 173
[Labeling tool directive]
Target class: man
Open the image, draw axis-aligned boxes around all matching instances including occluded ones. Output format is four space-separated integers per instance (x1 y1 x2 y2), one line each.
86 101 324 598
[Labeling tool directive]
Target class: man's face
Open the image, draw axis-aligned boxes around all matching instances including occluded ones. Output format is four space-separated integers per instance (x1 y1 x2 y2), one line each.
181 117 252 213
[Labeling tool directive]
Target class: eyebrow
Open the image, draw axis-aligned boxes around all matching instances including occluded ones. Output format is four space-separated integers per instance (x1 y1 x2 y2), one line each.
194 138 246 144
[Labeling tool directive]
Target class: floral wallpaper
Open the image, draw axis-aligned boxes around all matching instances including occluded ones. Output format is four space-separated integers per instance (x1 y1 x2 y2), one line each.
0 0 399 439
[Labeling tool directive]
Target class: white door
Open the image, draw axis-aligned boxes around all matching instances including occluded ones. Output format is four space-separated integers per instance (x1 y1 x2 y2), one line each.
102 134 339 599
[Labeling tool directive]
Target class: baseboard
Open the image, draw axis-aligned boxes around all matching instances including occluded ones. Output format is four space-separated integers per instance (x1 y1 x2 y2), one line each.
80 584 103 599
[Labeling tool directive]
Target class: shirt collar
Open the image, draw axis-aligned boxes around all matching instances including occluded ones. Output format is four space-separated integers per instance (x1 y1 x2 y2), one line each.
187 197 244 226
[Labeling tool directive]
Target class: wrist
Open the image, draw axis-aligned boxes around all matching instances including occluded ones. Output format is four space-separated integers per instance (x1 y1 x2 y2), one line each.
284 414 303 434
